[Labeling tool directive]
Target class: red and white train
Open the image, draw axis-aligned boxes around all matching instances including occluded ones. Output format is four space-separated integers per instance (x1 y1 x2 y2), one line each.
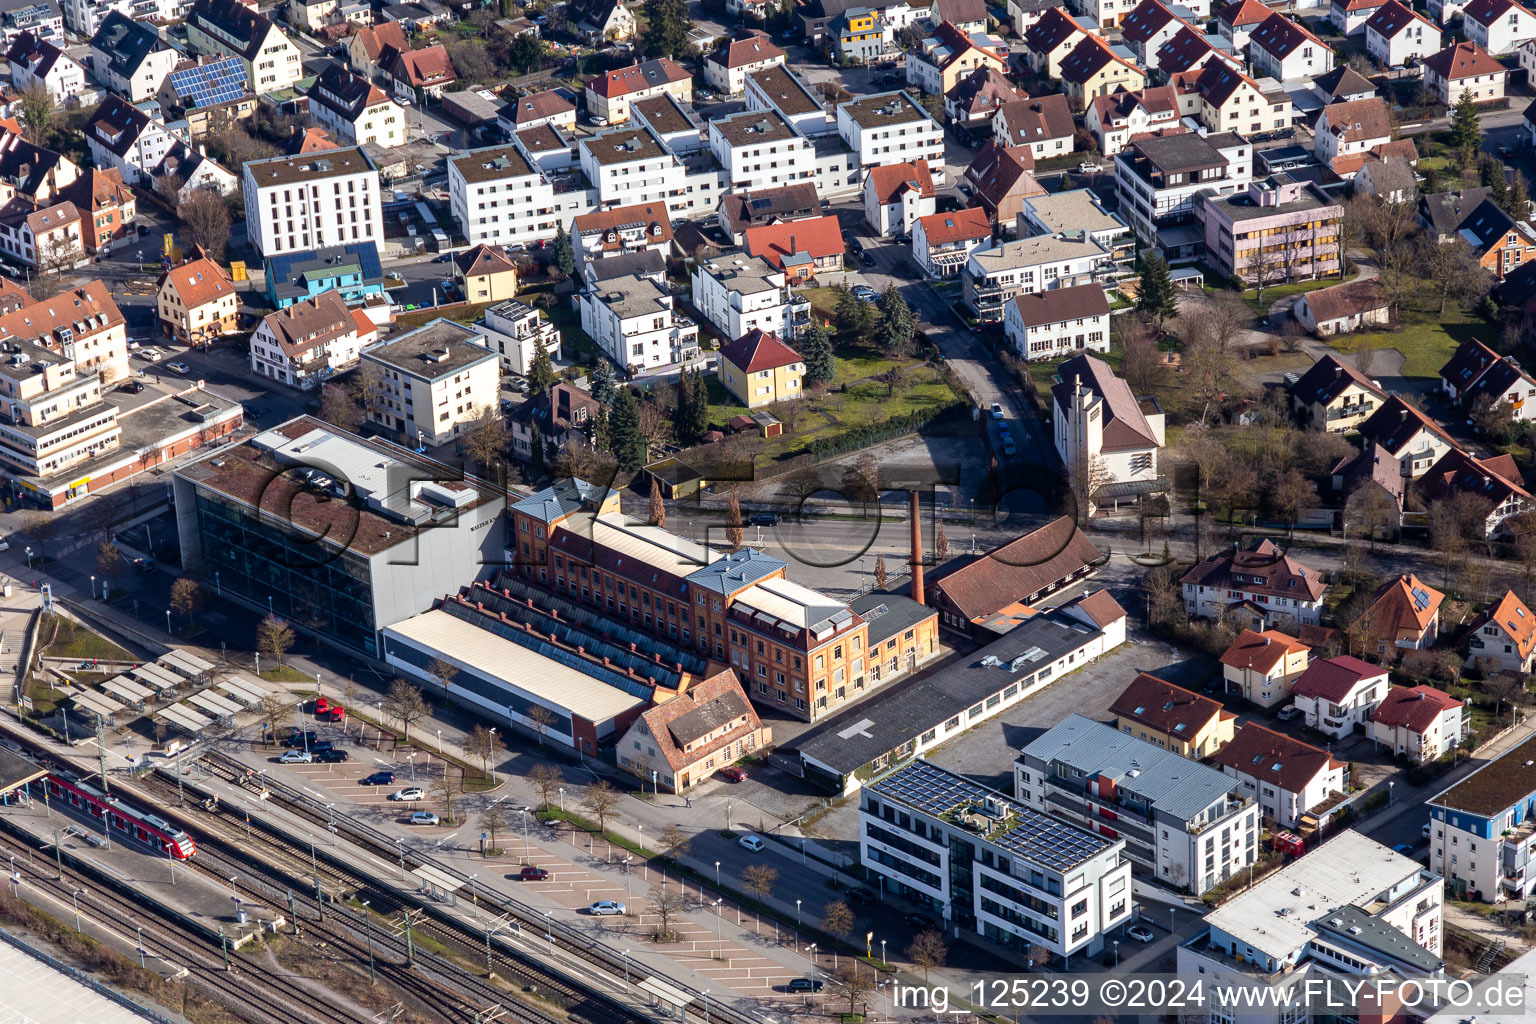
44 774 197 860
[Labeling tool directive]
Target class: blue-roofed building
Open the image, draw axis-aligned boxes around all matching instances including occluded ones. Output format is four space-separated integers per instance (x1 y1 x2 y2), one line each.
685 547 787 595
1015 714 1258 895
861 758 1134 963
264 242 389 309
1428 731 1536 902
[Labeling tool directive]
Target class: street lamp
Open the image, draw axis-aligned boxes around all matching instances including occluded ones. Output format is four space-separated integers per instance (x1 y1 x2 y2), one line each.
796 899 802 927
165 609 171 634
805 942 816 975
488 727 498 783
359 899 376 984
90 574 95 599
703 989 710 1024
437 729 442 753
713 898 723 958
71 888 83 931
622 949 631 991
623 856 633 905
543 910 554 946
520 806 529 860
558 786 564 811
24 545 31 568
880 938 886 965
715 860 721 887
1113 939 1119 966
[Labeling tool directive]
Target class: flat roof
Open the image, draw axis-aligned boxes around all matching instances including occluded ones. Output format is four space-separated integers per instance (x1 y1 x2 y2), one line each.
849 591 934 647
632 93 701 136
1020 189 1127 235
713 108 799 148
0 746 46 795
749 64 823 116
385 609 647 722
971 233 1107 273
1431 732 1536 817
451 143 537 183
363 320 496 379
794 610 1103 775
582 126 670 166
1201 830 1428 962
0 939 161 1024
245 147 375 187
839 91 929 130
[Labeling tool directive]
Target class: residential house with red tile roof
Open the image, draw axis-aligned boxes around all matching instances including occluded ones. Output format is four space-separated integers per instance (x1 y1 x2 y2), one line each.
863 161 936 237
1084 85 1185 157
346 21 408 78
945 67 1026 129
1369 685 1467 762
1215 0 1272 47
926 515 1102 634
1218 628 1312 708
992 94 1075 160
1466 590 1536 673
1287 353 1385 432
451 243 520 303
1059 35 1148 106
249 288 374 387
1422 40 1507 104
1462 0 1536 54
1180 537 1329 627
1414 447 1535 537
155 253 237 344
1332 0 1389 35
1365 0 1442 66
704 30 786 96
1004 282 1110 361
913 206 993 278
1313 97 1394 174
615 671 770 793
510 382 600 461
1108 671 1236 757
1365 573 1444 654
1022 7 1092 77
1355 395 1457 478
1290 655 1389 738
382 43 456 102
1211 724 1348 827
961 142 1045 233
1329 443 1406 510
584 58 692 124
59 168 133 253
498 89 577 134
1189 62 1295 138
743 214 843 282
907 20 1007 96
1120 0 1193 68
718 329 804 408
1249 13 1335 80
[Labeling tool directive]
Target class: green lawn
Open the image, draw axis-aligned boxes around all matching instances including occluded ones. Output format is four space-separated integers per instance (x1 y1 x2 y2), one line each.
1025 348 1124 392
1244 278 1342 315
1323 304 1482 380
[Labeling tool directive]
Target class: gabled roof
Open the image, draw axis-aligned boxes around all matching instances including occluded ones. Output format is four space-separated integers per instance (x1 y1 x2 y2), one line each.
1336 140 1418 177
707 29 786 70
1416 446 1534 515
6 31 73 81
1121 0 1181 45
1330 443 1405 505
351 21 408 61
718 183 819 229
1108 672 1226 739
921 21 1004 72
89 11 167 78
927 515 1102 620
588 58 690 99
637 672 762 774
187 0 282 60
947 68 1025 117
59 168 132 217
1010 282 1108 327
866 161 936 204
720 328 802 374
311 63 390 120
1050 353 1157 450
1370 684 1463 733
964 141 1043 214
1469 590 1536 660
1249 12 1333 58
1216 0 1274 28
1059 35 1142 85
1219 628 1309 674
1422 40 1504 81
1060 588 1127 628
1211 723 1343 794
1438 335 1501 389
1365 0 1435 38
1457 198 1535 254
1301 278 1388 323
568 0 625 30
1367 573 1444 634
1319 97 1391 143
1179 537 1328 602
384 43 456 87
572 201 675 248
934 0 988 23
1313 65 1377 100
1459 350 1536 408
1356 394 1455 455
1462 0 1533 28
159 255 232 308
1291 655 1385 703
452 243 518 278
287 126 337 153
1421 187 1493 237
0 131 70 198
743 214 843 268
504 89 576 126
1335 0 1386 11
1023 6 1086 55
916 206 992 245
1156 26 1232 72
1193 60 1260 108
1289 353 1383 407
995 93 1074 145
259 288 356 356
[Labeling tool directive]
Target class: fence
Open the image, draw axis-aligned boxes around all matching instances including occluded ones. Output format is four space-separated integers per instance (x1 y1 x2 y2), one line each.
0 929 175 1024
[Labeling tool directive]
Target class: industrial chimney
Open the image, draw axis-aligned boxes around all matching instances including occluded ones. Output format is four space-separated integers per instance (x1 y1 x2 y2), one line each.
909 489 924 605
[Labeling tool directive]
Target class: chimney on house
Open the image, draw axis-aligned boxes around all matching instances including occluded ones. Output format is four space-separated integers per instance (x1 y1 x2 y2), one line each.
909 489 924 604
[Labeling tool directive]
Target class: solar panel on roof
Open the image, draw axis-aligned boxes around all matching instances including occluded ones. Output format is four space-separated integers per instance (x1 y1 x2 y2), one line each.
1412 587 1430 608
168 57 248 109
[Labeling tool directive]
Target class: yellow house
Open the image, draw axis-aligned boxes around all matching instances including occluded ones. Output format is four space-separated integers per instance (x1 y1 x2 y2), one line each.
1289 353 1384 432
1059 36 1147 106
718 329 805 409
156 254 239 344
836 9 884 62
452 243 520 303
1218 628 1312 709
1108 671 1236 758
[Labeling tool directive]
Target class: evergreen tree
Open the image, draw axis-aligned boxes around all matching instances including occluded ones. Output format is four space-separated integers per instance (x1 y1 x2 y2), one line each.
1451 91 1480 159
590 359 616 405
674 365 699 445
610 388 647 470
684 364 709 442
876 285 915 356
800 320 835 389
1506 173 1532 221
551 223 576 277
530 422 545 474
643 0 691 58
527 341 560 395
648 478 666 526
1136 254 1177 328
1058 171 1073 191
593 406 611 452
726 485 744 549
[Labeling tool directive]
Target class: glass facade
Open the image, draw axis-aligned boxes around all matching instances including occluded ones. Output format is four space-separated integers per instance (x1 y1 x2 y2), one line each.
192 491 379 653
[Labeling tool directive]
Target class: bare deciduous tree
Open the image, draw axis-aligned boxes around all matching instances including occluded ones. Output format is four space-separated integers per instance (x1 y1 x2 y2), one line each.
741 863 778 903
256 614 295 666
480 800 510 853
464 723 495 773
581 780 619 832
647 884 686 939
258 692 288 747
528 762 563 810
527 704 556 746
829 962 876 1015
823 900 854 940
905 929 948 981
381 678 429 742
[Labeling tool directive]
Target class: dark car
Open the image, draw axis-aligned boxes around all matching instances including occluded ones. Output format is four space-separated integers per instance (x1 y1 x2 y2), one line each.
116 380 145 394
519 865 549 880
307 740 334 753
131 557 154 573
362 771 395 786
748 513 778 526
787 978 823 992
431 253 453 263
847 888 877 905
859 251 876 267
282 731 319 749
904 912 939 931
313 749 350 763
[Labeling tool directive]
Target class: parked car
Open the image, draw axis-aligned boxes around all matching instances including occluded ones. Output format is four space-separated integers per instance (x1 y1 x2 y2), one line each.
314 697 331 716
389 787 425 801
588 900 625 915
1002 439 1017 457
313 749 349 763
1277 705 1302 721
278 750 312 764
860 251 876 267
431 253 452 263
738 834 765 852
1393 843 1414 855
904 912 938 930
362 771 395 786
1077 161 1103 173
282 732 318 749
323 706 346 723
787 978 823 992
1422 822 1432 838
167 361 190 373
410 811 440 825
989 402 1004 419
846 888 877 905
519 865 550 880
307 740 334 753
748 513 778 526
131 557 154 573
718 766 748 783
116 381 145 394
1127 925 1156 943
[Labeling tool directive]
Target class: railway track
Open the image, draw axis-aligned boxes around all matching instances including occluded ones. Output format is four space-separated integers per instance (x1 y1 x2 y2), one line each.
0 829 366 1024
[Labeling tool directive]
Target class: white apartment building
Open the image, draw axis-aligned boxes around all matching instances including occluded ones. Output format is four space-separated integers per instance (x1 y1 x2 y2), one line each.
83 94 179 189
709 109 816 193
862 759 1134 962
1290 655 1389 739
962 232 1111 323
912 206 992 278
1313 97 1393 172
1423 39 1508 104
6 32 86 105
579 126 686 211
1463 0 1536 54
836 92 945 179
745 64 833 138
702 31 787 96
1218 628 1312 708
580 273 700 372
572 201 675 279
691 253 807 342
1365 0 1441 65
1430 733 1536 901
1369 685 1466 764
243 148 384 258
1465 590 1536 674
1114 130 1251 260
250 288 373 389
478 299 561 377
1249 13 1335 79
1211 724 1346 827
448 144 553 249
1017 715 1259 896
1178 832 1443 1021
362 320 500 446
1004 284 1110 362
184 0 303 95
1051 352 1162 514
309 64 405 150
87 11 178 102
